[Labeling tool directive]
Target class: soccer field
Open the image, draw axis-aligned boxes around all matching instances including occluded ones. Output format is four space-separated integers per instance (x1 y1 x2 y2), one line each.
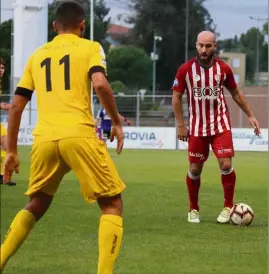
1 146 268 274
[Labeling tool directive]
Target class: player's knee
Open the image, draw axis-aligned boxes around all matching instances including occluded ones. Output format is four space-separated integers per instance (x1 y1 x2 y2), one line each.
220 161 232 172
189 169 201 177
25 192 53 221
98 194 123 216
189 164 203 177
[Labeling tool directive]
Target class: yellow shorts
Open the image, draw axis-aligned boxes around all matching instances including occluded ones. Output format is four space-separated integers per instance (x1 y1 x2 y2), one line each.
26 137 126 203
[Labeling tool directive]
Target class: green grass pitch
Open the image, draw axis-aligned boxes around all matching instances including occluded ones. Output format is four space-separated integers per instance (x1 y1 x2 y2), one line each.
1 146 268 274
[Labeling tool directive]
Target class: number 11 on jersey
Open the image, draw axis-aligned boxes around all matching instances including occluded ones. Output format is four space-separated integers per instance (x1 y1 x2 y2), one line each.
41 54 71 92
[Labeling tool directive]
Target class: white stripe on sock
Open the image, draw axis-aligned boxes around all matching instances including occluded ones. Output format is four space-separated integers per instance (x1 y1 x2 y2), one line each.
188 170 200 180
221 167 234 175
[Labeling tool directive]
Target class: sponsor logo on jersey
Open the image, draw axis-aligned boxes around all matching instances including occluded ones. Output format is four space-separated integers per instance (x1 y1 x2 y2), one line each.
194 74 201 81
189 152 205 160
217 148 232 154
173 78 179 87
214 74 221 82
193 86 221 99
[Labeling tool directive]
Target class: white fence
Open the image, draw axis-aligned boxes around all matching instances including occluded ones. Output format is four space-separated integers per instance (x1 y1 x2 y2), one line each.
8 124 268 152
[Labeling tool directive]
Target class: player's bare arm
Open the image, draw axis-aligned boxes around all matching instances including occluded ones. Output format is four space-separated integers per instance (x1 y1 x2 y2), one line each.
228 86 260 136
92 72 124 154
7 95 28 153
3 94 28 183
172 90 189 142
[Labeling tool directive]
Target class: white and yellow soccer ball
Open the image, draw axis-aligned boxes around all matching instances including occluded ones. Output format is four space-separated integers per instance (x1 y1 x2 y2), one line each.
230 203 254 226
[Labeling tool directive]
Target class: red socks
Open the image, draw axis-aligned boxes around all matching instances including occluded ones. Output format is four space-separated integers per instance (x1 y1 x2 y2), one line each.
221 168 236 208
186 168 236 211
186 171 201 211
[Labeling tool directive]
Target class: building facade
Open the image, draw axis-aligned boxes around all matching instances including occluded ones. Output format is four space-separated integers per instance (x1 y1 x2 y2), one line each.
219 52 246 87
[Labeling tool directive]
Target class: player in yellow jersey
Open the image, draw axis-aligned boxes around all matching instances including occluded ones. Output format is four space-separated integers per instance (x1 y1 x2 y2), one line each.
0 57 16 186
0 58 8 183
0 118 8 183
0 103 16 186
1 1 125 273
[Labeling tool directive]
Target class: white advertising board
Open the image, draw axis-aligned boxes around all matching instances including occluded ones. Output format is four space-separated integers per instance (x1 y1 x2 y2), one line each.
3 125 268 152
17 125 35 145
107 127 176 150
232 128 268 152
1 123 35 145
4 125 177 148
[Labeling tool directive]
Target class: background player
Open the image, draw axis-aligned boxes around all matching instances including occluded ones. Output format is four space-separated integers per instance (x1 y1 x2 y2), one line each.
172 31 260 224
0 57 5 90
96 107 131 142
1 1 125 273
1 103 16 186
0 57 16 186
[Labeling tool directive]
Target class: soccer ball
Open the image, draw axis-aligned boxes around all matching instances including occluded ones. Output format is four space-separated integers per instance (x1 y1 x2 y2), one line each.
230 203 254 226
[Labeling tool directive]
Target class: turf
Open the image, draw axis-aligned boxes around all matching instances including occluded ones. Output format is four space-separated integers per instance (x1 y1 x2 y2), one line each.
1 146 268 274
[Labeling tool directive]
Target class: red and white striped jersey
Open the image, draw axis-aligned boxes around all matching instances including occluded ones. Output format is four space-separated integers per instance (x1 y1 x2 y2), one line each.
172 57 237 137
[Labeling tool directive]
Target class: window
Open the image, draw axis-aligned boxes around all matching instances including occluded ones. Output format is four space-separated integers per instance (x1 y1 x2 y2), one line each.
232 58 240 68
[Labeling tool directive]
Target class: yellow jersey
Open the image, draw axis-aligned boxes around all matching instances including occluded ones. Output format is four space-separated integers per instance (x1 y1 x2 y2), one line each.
1 123 7 136
17 34 107 143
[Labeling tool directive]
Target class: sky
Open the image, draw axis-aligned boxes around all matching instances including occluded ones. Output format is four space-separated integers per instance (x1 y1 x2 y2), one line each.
1 0 268 39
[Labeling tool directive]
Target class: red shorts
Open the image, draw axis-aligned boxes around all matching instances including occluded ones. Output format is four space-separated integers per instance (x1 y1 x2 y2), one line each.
188 130 234 163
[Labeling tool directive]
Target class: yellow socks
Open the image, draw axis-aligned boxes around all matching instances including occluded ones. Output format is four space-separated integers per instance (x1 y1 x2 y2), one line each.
1 210 36 271
98 215 123 274
1 212 122 273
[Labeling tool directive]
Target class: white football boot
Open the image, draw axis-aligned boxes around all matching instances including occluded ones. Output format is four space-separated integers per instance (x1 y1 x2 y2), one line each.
217 207 231 223
188 209 200 223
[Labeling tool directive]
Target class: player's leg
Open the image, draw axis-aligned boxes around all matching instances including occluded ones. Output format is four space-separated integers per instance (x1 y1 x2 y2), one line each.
101 128 111 144
211 130 236 223
0 141 69 271
187 136 209 223
59 137 125 274
106 128 111 141
96 126 102 140
0 192 53 270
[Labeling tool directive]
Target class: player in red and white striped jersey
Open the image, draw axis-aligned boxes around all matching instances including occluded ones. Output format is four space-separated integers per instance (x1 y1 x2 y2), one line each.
172 31 260 224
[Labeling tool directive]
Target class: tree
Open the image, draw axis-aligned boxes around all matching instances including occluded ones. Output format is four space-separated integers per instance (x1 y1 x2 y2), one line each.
0 20 12 94
0 20 12 51
107 46 152 91
127 0 215 91
218 35 243 53
110 80 127 93
263 22 268 35
219 26 268 81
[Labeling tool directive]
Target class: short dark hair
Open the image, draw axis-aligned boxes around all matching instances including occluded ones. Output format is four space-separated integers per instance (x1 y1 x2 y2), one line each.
55 0 86 30
0 57 6 67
